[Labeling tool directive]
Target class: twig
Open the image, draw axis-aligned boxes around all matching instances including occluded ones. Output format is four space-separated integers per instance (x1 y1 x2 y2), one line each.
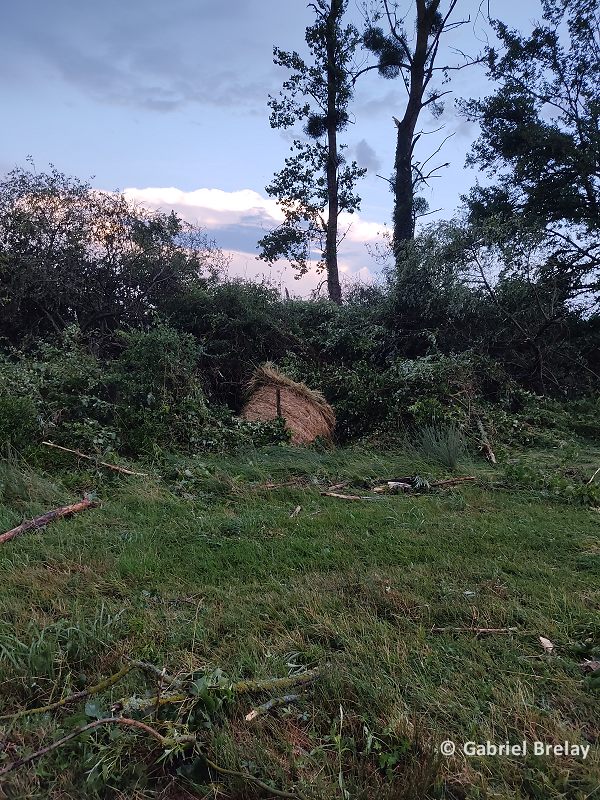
0 664 133 721
430 626 518 635
252 480 301 491
203 755 308 800
0 498 99 546
245 694 300 721
42 441 148 477
587 466 600 485
319 492 383 501
429 477 476 487
233 668 320 694
124 657 182 687
0 717 195 778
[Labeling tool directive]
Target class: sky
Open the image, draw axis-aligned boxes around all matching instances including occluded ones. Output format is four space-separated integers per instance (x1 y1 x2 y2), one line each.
0 0 543 296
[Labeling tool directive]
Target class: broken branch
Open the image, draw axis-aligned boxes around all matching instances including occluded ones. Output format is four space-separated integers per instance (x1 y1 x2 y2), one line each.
203 755 308 800
430 626 518 635
42 441 148 476
0 717 195 778
0 498 99 546
320 492 383 501
0 665 133 721
245 694 300 721
429 477 476 487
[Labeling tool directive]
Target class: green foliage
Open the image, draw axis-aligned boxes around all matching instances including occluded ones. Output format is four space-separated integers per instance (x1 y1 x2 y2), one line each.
504 458 600 505
0 396 39 450
257 0 365 300
459 0 600 309
416 424 466 471
0 166 225 346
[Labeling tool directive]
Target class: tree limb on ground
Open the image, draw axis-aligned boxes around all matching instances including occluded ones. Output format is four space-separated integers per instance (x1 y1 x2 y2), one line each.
430 626 518 635
0 717 195 778
320 492 383 501
42 441 148 476
0 498 100 546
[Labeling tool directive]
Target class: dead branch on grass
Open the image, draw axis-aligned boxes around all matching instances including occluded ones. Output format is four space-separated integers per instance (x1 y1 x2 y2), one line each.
245 694 300 721
430 626 518 636
0 665 133 721
203 755 308 799
0 717 195 778
0 497 99 546
43 441 148 476
320 492 383 501
429 477 476 487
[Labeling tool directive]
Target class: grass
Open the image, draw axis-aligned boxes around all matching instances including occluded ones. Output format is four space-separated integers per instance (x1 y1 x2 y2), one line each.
0 443 599 799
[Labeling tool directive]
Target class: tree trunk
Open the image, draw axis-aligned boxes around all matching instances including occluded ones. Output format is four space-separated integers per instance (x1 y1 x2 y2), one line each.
393 120 415 246
325 0 342 305
392 0 441 254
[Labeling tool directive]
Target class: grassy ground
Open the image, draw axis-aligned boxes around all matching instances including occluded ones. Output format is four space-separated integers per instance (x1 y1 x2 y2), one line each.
0 442 599 799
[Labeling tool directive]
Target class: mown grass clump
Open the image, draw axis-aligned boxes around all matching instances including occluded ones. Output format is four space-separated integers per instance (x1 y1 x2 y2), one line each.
0 444 599 798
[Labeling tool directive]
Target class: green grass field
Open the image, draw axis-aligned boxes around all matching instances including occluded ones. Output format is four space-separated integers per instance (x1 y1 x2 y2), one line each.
0 442 599 799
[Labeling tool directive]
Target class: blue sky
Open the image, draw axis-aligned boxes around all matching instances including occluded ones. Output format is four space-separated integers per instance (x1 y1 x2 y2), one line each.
0 0 541 295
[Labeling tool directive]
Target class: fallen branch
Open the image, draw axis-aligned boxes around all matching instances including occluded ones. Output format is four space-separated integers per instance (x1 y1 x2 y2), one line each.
477 420 497 464
203 755 308 800
245 694 300 721
42 441 148 477
233 668 320 695
327 482 349 491
430 626 518 635
0 665 132 721
429 477 476 487
0 498 99 546
0 717 195 778
252 479 302 491
587 466 600 485
320 492 382 501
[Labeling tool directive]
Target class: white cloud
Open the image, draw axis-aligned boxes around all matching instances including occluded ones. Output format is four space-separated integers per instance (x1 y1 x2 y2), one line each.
124 186 283 220
123 185 386 297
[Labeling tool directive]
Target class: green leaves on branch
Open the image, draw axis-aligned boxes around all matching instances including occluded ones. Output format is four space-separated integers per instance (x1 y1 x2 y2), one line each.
257 0 365 299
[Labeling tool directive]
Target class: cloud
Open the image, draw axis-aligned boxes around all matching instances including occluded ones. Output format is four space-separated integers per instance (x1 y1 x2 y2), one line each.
124 185 385 296
0 0 302 112
350 139 382 173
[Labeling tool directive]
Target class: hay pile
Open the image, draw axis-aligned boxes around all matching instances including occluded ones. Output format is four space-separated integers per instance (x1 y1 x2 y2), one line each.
241 363 335 444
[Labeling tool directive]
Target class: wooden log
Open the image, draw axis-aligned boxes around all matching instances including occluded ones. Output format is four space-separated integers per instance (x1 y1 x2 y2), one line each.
0 498 99 546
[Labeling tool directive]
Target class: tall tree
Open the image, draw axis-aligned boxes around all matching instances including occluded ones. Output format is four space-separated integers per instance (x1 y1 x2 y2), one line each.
257 0 365 305
460 0 600 308
361 1 478 252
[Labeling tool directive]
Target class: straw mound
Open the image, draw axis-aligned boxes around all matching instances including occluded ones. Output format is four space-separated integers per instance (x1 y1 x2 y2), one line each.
241 363 335 444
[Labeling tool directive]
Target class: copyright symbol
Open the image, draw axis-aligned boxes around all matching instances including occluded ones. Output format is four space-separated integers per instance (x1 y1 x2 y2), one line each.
440 740 455 756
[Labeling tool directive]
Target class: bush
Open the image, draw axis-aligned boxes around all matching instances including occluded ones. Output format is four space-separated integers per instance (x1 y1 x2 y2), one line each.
0 396 39 451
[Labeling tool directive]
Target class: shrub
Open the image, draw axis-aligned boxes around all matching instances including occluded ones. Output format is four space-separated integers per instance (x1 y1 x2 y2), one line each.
0 396 39 451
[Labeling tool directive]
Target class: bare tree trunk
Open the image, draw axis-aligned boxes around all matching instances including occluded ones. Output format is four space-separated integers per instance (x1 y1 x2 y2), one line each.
392 0 438 252
325 0 342 305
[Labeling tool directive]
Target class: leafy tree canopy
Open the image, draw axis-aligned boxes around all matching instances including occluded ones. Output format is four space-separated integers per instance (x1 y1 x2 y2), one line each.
0 166 226 346
460 0 600 308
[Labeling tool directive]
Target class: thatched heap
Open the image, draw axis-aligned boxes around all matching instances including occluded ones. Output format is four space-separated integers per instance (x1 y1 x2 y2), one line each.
241 363 335 444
